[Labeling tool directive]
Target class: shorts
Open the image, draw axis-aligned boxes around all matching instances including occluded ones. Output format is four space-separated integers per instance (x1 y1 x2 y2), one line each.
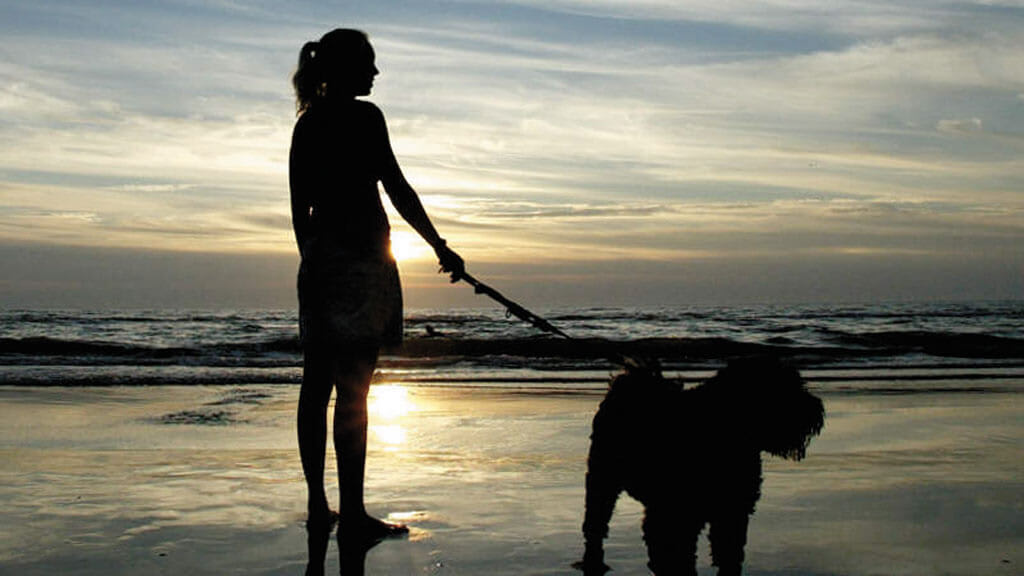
297 254 403 348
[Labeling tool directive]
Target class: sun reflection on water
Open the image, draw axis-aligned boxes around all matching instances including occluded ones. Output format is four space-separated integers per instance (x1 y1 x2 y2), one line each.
368 384 415 449
369 384 414 419
372 424 407 446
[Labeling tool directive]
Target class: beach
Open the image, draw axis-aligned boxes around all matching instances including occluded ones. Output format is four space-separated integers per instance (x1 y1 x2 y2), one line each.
1 379 1021 576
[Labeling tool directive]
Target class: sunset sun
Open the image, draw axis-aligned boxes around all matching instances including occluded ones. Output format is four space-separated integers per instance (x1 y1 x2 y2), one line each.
389 230 430 263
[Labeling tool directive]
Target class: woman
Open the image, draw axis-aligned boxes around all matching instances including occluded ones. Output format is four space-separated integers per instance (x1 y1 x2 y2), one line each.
290 28 464 535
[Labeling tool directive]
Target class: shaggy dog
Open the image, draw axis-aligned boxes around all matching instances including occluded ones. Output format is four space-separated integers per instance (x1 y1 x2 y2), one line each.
575 357 825 576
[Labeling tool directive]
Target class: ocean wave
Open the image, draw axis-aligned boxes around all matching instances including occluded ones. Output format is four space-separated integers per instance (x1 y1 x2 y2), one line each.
0 336 300 367
786 305 1024 321
1 311 292 324
4 331 1022 369
816 330 1024 358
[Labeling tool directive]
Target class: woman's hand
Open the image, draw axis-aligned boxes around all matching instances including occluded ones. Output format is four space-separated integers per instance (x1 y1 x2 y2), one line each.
434 242 465 283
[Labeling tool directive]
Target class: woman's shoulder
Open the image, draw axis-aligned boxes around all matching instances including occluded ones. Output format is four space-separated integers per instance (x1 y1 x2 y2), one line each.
304 100 386 125
352 99 387 125
292 100 387 147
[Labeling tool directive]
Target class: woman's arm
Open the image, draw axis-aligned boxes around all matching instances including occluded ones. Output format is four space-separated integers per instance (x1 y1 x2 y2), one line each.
374 107 465 280
289 125 313 258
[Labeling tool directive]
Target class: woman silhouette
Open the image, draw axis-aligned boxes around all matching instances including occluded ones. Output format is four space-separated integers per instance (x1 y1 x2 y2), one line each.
290 28 464 535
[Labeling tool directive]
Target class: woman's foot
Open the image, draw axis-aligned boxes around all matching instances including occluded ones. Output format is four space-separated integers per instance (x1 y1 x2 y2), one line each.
339 514 409 542
306 504 340 529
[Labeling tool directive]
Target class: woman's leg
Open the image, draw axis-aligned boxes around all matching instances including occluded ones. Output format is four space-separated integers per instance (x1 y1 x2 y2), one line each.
333 344 408 537
332 344 377 519
298 345 335 522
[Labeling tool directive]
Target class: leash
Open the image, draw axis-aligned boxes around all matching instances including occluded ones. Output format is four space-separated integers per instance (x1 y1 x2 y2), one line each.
456 271 639 369
459 271 572 339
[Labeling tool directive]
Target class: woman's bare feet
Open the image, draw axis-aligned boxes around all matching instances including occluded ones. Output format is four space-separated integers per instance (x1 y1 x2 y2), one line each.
339 514 409 542
306 502 339 529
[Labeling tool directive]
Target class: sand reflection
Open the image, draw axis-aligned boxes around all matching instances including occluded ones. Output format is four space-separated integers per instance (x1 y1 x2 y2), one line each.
368 384 415 449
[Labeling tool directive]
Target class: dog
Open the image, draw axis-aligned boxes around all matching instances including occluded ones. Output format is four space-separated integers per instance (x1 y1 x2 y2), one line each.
575 357 825 576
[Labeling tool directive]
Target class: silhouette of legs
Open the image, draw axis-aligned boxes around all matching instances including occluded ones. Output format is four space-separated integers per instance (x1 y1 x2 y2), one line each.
709 512 750 576
299 345 337 524
337 527 382 576
305 520 332 576
332 347 376 521
578 443 622 573
643 506 701 576
299 342 408 537
304 520 381 576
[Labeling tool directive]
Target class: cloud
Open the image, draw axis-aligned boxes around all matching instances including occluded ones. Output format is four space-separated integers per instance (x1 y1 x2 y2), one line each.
0 0 1022 304
366 20 1024 218
499 0 981 35
441 199 670 220
937 117 984 134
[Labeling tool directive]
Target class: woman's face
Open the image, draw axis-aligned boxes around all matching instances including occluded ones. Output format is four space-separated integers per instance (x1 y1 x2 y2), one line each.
359 45 379 95
336 42 379 97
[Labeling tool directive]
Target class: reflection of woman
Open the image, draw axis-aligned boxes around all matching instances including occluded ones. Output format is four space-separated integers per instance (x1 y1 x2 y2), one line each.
290 28 464 535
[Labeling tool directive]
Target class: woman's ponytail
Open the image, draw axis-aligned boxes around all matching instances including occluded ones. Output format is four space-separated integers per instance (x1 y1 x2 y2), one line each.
293 41 322 114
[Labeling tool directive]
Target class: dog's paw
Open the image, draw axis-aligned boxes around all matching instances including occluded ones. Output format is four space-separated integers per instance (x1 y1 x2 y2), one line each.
572 559 612 575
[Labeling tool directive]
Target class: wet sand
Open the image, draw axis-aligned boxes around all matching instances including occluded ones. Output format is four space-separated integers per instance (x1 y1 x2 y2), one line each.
1 382 1021 575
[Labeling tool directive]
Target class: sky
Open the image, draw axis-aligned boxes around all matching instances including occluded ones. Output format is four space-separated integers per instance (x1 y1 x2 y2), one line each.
1 0 1022 309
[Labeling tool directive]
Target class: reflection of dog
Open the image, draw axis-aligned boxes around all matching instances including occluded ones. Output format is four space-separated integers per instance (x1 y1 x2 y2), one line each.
576 357 825 576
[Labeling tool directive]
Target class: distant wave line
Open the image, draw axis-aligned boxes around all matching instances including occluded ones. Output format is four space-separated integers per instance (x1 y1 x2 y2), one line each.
4 332 1024 362
2 369 1022 389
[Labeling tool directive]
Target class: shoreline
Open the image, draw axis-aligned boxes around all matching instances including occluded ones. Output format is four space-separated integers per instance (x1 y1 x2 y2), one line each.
3 363 1024 389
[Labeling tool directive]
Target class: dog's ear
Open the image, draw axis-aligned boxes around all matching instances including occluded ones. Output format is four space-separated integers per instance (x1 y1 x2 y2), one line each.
762 390 825 460
712 356 825 460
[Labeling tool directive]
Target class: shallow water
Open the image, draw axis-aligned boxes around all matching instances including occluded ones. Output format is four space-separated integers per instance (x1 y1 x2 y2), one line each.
0 383 1021 575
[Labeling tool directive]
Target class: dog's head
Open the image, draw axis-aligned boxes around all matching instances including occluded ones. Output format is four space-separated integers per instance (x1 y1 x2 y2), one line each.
704 356 825 460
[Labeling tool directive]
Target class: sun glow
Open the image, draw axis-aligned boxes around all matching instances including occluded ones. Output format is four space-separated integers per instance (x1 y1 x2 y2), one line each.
389 230 430 263
372 424 407 446
369 384 415 449
369 384 415 419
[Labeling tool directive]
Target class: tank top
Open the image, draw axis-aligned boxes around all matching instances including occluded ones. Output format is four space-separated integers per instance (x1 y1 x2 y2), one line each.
290 99 391 260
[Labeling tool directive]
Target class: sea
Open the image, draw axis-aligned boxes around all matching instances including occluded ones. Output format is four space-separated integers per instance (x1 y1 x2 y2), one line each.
2 301 1022 392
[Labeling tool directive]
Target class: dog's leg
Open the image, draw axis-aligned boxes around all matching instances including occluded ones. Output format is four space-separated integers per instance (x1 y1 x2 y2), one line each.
578 463 620 571
708 511 750 576
577 424 625 573
643 505 701 576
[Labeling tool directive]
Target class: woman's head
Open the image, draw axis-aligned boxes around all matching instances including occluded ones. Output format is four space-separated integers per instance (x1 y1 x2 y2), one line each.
293 28 378 113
